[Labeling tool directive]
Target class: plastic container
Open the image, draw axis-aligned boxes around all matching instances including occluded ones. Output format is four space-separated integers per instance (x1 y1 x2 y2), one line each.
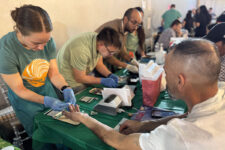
155 44 166 65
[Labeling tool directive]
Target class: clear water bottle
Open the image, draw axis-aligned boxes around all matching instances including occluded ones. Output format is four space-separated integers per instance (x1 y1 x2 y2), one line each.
154 42 159 52
155 43 166 65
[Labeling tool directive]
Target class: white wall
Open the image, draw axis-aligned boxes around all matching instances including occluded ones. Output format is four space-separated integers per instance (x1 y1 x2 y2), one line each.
4 0 223 51
198 0 225 16
0 0 142 50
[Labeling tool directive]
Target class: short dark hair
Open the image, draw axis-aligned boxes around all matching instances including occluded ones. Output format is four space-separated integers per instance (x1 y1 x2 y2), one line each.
123 8 135 20
171 4 176 8
97 27 121 49
170 19 181 27
169 39 220 83
11 5 52 36
135 7 144 14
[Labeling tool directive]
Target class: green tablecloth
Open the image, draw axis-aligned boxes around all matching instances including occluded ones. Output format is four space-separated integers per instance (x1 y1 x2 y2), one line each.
32 69 187 150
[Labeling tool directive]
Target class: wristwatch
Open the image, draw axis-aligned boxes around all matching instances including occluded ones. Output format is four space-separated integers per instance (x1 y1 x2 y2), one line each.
107 73 112 78
60 85 70 92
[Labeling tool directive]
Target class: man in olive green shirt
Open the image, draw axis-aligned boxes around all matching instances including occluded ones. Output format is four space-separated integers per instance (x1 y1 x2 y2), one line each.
96 8 142 73
57 28 121 91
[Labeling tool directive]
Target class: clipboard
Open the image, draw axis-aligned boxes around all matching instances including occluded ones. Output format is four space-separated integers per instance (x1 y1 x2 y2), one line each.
44 109 80 125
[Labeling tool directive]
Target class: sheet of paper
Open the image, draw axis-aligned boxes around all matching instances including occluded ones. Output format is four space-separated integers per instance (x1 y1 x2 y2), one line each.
45 110 80 125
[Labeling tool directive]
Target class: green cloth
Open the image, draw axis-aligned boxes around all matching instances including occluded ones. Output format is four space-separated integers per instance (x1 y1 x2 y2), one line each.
32 69 187 150
0 31 58 137
0 138 20 150
162 8 181 29
126 32 139 53
57 32 101 88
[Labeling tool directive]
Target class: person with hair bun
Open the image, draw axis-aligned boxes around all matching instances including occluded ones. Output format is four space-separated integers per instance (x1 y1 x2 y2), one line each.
0 5 76 136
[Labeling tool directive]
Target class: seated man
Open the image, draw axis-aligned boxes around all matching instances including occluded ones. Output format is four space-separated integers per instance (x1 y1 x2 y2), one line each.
63 39 225 149
158 19 182 50
57 28 121 92
95 8 142 73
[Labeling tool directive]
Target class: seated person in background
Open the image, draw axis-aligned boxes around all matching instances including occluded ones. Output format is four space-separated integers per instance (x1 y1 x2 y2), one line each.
126 7 146 59
207 12 225 31
57 28 121 93
63 39 225 149
204 23 225 81
158 19 182 50
95 8 142 73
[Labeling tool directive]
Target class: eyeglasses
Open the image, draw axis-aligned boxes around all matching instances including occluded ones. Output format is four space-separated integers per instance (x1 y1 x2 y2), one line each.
105 45 119 56
129 19 142 27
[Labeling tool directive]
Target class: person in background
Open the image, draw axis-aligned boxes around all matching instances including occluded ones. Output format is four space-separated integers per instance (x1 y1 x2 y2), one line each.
204 23 225 81
63 39 225 150
161 4 182 30
208 11 225 31
95 8 142 73
126 7 146 59
0 5 76 137
194 5 211 37
158 19 182 50
208 7 217 21
192 8 196 18
57 28 121 92
183 10 194 35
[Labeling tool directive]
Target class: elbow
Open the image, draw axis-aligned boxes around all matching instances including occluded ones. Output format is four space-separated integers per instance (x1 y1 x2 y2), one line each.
13 85 27 97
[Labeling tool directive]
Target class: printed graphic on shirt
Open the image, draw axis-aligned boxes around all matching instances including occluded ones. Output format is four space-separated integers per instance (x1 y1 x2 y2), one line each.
22 59 49 87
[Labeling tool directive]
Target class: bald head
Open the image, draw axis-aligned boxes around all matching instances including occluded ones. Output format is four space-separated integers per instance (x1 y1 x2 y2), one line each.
167 39 220 85
131 9 142 20
123 8 141 20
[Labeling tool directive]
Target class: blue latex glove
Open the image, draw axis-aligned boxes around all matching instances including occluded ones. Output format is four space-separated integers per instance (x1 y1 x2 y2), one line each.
63 88 76 105
100 78 118 88
108 74 119 83
44 96 70 111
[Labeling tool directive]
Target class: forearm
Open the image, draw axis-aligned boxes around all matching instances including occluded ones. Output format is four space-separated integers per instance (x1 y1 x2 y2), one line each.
105 56 127 68
49 73 69 89
75 75 101 85
1 73 44 104
13 87 44 104
140 49 145 57
95 61 111 77
48 59 69 89
80 114 121 146
140 114 186 132
80 113 141 150
120 49 132 62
